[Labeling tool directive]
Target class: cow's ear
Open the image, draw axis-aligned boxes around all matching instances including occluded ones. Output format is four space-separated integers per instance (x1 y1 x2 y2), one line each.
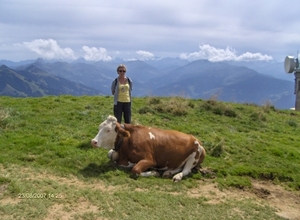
118 129 130 138
115 123 130 137
124 130 130 137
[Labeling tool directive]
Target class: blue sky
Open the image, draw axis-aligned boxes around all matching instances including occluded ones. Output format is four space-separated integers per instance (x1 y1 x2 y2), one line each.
0 0 299 62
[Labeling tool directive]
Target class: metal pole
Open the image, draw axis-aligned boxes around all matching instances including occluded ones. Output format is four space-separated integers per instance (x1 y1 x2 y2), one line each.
294 71 300 111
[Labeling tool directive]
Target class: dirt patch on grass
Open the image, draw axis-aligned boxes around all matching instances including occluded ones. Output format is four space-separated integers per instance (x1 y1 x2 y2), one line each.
1 165 300 220
252 181 300 220
44 197 101 220
188 180 300 220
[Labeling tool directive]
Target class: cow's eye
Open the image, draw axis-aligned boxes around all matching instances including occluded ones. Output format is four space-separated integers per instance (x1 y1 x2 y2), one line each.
106 129 110 133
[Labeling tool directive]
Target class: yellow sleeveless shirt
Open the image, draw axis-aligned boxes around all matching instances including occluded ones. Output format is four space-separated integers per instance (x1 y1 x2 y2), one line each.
118 82 130 102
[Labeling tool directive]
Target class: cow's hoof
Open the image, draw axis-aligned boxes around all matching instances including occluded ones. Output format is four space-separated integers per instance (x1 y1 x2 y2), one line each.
151 171 160 177
162 172 172 178
172 173 183 182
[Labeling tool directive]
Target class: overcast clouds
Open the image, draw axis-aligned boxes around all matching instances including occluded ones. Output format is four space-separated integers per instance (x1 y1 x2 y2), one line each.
0 0 299 62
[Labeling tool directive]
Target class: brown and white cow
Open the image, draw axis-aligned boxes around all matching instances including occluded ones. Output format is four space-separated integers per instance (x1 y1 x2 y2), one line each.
91 115 206 182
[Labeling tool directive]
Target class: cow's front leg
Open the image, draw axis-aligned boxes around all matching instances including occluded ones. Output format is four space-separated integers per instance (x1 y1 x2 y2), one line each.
131 159 159 177
139 171 160 177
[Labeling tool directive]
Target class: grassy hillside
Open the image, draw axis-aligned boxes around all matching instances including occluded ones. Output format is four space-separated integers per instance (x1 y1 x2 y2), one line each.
0 95 299 219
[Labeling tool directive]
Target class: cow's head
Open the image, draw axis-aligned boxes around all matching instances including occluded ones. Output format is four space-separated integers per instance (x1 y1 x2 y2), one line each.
91 115 118 149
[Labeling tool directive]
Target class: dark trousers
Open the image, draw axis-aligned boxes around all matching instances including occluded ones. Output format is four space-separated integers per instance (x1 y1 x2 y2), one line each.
114 102 131 124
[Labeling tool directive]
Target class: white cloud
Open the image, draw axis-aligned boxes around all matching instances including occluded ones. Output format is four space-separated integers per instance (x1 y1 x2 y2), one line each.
180 44 273 62
82 46 112 61
235 52 273 61
23 39 76 60
136 50 155 60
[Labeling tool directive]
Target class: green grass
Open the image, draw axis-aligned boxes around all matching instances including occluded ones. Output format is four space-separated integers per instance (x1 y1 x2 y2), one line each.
0 95 299 219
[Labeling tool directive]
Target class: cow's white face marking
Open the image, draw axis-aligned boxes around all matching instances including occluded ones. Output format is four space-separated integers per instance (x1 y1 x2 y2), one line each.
91 115 118 149
148 132 155 139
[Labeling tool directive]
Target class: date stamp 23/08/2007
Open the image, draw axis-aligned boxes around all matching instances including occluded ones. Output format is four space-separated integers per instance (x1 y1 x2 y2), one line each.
18 193 63 199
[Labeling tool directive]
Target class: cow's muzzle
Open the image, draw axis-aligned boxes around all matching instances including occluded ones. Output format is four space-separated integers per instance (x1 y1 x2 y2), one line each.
91 139 99 148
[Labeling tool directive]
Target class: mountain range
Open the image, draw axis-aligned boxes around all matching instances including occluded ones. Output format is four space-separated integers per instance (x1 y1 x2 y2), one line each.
0 57 295 109
0 64 100 97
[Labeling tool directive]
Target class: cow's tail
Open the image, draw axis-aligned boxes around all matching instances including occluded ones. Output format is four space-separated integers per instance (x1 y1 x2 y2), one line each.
194 144 206 169
198 145 206 165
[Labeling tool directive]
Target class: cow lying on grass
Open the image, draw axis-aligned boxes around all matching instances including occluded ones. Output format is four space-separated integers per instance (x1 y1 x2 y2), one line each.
91 115 206 182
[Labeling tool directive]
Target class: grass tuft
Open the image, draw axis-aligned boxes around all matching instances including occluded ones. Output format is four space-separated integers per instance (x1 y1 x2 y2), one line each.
200 99 237 117
139 96 190 116
0 107 12 128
